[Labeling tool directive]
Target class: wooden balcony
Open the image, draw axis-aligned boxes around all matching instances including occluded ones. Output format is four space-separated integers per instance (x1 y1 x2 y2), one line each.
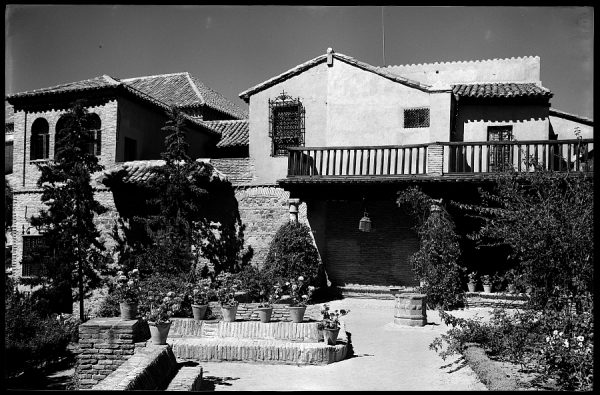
285 139 593 183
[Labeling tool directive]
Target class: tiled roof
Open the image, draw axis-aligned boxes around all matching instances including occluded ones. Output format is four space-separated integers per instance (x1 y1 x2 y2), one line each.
200 120 249 148
96 159 228 187
549 108 593 126
8 75 120 99
452 83 552 99
7 72 248 120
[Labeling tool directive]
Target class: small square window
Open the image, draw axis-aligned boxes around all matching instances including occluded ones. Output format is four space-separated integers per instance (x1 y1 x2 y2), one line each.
403 108 430 128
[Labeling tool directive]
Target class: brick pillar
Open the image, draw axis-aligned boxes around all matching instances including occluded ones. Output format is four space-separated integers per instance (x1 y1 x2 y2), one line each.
75 318 149 389
426 143 444 175
288 198 301 223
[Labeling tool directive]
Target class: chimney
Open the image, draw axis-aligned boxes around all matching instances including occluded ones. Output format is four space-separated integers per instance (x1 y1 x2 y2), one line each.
327 47 334 67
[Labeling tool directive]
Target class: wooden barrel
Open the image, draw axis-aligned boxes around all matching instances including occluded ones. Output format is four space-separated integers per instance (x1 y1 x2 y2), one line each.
392 292 427 327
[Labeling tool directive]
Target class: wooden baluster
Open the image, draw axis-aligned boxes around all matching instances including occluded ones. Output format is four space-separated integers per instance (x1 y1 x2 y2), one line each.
366 149 371 175
332 149 337 176
525 145 530 171
395 148 399 175
542 143 547 170
518 144 522 172
558 144 563 172
470 145 475 173
378 149 384 175
408 148 413 174
567 144 571 172
575 143 580 171
345 149 350 176
415 147 420 174
454 146 459 172
353 149 357 175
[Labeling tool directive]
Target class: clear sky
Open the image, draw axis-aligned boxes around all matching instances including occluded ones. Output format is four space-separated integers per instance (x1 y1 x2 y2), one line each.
5 5 594 119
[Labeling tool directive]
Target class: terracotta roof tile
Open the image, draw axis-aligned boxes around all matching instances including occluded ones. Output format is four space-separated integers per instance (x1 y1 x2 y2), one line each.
200 120 249 148
8 75 119 99
452 83 552 99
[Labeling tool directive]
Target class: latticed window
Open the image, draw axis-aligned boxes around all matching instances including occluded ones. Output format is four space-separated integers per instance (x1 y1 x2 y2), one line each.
269 92 305 156
403 108 430 128
22 235 46 277
30 118 50 160
488 125 513 172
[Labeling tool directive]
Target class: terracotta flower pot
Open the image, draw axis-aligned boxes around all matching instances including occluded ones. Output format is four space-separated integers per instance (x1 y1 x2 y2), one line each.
467 282 476 292
148 321 171 345
256 307 273 323
287 306 306 323
483 284 492 293
221 305 238 322
119 302 138 320
191 304 208 320
507 284 517 294
322 327 340 345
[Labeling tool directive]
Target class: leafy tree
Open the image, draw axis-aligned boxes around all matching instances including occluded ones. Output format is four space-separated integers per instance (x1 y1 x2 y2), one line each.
397 186 465 309
28 100 108 319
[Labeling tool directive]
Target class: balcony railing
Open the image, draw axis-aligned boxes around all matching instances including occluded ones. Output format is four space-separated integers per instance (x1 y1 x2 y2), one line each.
286 139 593 178
287 144 429 177
442 139 594 174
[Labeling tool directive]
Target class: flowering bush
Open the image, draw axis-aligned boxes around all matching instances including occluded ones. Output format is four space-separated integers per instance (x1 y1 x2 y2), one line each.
113 268 141 304
317 304 350 330
142 291 183 324
541 330 593 390
214 272 241 307
188 278 214 305
281 276 315 307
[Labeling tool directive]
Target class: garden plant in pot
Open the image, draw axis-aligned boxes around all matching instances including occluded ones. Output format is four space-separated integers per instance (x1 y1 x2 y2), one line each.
189 278 214 321
114 268 141 320
317 304 350 345
504 269 517 294
481 274 493 293
215 272 241 322
256 283 282 323
143 291 182 345
282 276 315 323
467 271 477 292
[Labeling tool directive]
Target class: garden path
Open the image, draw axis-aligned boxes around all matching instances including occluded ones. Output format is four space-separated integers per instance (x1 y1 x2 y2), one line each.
194 298 490 391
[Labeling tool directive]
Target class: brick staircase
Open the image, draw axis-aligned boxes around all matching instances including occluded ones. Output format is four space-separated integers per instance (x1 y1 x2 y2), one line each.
166 319 349 365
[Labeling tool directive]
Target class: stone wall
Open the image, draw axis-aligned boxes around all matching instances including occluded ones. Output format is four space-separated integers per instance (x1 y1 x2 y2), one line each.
75 318 150 389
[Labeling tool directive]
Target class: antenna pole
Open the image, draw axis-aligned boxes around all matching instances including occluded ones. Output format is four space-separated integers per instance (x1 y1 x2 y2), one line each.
381 6 386 65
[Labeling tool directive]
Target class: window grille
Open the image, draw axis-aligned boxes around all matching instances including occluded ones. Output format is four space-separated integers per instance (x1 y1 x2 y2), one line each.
269 92 305 156
488 125 513 172
22 235 46 277
403 108 430 128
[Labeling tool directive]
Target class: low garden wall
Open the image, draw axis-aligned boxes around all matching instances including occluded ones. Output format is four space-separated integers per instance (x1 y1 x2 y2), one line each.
74 318 149 389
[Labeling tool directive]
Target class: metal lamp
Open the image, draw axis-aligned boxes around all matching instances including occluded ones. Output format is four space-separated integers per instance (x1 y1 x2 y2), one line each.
359 211 371 232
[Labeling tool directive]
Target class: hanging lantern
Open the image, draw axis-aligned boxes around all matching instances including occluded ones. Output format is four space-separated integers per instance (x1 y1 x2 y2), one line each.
358 211 372 232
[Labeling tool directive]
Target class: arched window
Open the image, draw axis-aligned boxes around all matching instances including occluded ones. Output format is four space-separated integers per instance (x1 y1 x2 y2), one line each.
55 113 102 157
30 118 49 160
88 113 101 156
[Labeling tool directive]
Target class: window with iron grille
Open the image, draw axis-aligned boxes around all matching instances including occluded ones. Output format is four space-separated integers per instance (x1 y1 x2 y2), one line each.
22 235 46 277
403 107 430 128
488 125 513 172
269 92 305 156
30 118 50 160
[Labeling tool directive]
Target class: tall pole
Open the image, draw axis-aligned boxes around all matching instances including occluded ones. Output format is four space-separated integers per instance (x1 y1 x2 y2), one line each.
381 6 386 66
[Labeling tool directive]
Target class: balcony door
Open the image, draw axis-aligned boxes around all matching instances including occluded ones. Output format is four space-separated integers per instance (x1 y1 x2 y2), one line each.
488 125 513 172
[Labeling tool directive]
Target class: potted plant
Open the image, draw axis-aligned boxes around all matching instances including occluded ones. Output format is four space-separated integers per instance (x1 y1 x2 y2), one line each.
504 269 517 294
481 274 493 293
114 268 141 320
143 291 182 345
282 276 315 323
467 271 478 292
189 278 213 321
317 304 350 345
256 283 282 323
214 272 241 322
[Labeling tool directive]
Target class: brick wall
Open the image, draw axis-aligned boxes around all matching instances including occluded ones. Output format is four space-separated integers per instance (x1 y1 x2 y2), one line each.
323 199 419 287
75 318 150 389
211 158 255 185
11 188 119 276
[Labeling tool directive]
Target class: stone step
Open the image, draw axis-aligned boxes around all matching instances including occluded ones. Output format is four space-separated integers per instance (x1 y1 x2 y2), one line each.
169 319 321 342
165 364 203 391
170 337 348 365
338 284 415 299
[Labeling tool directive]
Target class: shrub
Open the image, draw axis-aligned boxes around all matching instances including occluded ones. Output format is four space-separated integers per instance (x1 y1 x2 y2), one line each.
263 222 321 286
96 292 120 318
235 265 277 303
138 273 192 318
398 187 465 309
5 280 77 378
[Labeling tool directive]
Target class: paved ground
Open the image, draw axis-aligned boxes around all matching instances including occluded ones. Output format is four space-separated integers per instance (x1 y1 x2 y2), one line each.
195 298 490 391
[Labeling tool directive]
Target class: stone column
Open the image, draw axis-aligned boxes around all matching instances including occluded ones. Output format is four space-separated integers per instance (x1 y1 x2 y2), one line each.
288 198 301 223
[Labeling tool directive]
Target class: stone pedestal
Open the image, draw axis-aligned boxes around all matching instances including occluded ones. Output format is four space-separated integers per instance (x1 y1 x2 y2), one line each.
390 290 427 327
75 318 149 389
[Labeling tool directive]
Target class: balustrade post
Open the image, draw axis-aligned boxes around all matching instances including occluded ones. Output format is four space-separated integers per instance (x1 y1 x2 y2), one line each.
426 143 444 175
